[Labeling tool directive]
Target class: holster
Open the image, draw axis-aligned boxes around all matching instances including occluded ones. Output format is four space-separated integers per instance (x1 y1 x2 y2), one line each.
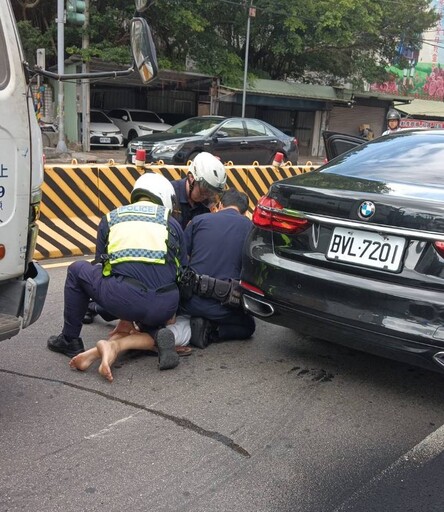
177 266 198 300
196 275 241 309
221 279 242 309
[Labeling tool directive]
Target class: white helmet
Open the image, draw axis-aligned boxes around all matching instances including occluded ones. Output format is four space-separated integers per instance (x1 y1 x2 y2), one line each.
131 172 177 211
188 152 227 192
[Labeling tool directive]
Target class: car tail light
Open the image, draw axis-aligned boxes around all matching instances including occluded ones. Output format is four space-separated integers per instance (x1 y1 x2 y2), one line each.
252 196 311 234
293 137 298 147
240 280 264 296
434 241 444 258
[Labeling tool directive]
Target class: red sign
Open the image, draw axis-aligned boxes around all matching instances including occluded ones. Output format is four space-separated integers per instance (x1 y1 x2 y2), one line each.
400 119 444 129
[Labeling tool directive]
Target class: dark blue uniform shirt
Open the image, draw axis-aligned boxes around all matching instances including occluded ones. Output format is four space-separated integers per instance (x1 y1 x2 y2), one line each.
95 212 188 291
171 178 211 229
184 208 252 280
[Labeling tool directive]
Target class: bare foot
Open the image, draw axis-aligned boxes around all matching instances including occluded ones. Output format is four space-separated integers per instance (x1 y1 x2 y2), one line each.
69 348 100 371
97 339 118 382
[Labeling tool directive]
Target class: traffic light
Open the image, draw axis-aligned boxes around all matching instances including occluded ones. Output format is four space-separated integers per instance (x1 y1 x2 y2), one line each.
66 0 85 26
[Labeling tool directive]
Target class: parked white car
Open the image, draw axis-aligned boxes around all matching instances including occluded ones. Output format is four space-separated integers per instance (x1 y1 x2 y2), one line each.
107 108 171 143
89 109 124 148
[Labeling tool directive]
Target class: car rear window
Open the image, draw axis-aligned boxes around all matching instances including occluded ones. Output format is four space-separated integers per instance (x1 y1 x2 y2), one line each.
322 131 444 186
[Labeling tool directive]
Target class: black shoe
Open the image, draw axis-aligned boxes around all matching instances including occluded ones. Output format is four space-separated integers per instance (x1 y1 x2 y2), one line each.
82 302 97 324
47 333 85 357
189 317 212 349
155 328 179 371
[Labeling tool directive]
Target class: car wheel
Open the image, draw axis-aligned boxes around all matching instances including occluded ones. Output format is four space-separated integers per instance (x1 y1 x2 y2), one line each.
128 130 138 143
187 151 200 164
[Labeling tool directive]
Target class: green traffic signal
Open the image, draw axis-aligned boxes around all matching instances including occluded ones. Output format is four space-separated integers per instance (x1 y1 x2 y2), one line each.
66 0 86 25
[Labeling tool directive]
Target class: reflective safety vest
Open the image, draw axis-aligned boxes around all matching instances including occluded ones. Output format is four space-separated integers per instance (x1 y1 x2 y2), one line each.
102 201 170 276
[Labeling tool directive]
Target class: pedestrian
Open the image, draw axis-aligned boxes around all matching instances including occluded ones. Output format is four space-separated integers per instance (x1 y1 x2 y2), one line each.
382 109 402 136
82 151 227 324
180 188 256 348
47 173 188 372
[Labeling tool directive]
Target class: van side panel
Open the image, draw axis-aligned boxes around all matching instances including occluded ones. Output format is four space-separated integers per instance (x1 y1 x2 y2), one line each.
0 1 49 340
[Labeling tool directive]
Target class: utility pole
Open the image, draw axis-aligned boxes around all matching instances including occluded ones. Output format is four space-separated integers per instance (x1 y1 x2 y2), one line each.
56 0 68 152
81 0 90 152
241 2 255 118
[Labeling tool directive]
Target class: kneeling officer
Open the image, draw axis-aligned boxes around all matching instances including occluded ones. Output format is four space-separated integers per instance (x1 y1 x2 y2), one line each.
47 173 187 371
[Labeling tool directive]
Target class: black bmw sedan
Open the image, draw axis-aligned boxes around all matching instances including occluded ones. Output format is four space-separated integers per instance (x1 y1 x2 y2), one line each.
240 129 444 374
126 115 299 165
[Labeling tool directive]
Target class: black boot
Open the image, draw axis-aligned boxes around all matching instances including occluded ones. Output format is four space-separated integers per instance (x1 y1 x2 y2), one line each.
82 301 97 324
155 328 179 370
189 317 212 349
47 333 85 357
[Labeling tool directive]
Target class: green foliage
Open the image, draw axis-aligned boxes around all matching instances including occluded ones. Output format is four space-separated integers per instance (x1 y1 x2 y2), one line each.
12 0 440 87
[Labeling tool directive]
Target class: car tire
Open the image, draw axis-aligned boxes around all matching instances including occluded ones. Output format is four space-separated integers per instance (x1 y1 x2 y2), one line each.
187 151 200 164
127 130 138 143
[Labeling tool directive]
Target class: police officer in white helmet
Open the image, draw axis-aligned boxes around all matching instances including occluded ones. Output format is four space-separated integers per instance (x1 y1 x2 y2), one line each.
171 151 227 229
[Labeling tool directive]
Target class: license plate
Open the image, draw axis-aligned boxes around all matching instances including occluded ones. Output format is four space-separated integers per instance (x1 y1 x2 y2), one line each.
100 137 111 143
326 227 406 272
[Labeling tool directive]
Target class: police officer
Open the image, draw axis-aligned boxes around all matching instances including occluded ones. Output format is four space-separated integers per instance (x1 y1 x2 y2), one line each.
47 173 188 371
171 151 227 229
180 188 256 348
82 151 227 324
382 109 402 136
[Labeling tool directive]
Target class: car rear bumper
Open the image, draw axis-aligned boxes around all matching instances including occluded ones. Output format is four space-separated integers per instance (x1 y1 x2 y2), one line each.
241 238 444 373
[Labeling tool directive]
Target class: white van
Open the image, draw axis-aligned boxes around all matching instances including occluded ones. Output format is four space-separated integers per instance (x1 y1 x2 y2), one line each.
0 0 157 341
0 1 50 340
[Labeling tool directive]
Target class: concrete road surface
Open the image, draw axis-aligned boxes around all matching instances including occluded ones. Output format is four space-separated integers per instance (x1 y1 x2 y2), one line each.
1 257 444 511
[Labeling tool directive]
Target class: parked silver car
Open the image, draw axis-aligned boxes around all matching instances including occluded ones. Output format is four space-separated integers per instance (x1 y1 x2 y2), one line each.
108 108 171 144
88 109 124 148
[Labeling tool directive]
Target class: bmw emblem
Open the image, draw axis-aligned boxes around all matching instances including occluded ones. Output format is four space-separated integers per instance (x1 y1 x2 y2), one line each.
358 201 375 219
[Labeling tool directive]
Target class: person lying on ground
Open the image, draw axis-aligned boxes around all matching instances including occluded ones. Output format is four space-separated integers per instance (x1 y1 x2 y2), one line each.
69 316 192 382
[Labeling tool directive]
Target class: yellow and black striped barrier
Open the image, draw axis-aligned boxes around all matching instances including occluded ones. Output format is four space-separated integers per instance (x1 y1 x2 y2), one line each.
35 161 319 260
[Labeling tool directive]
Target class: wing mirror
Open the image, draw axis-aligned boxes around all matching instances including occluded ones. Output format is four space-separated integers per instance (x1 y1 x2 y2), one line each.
130 17 158 84
215 131 229 139
29 14 158 86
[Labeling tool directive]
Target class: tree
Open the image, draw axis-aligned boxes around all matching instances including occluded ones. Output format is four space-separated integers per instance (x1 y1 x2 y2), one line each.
11 0 440 88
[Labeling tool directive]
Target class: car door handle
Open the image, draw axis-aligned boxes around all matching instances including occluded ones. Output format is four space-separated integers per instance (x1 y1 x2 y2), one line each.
270 140 278 143
240 141 248 145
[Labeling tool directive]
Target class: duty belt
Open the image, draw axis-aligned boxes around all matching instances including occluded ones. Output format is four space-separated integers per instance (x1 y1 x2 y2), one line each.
118 275 177 294
178 267 242 308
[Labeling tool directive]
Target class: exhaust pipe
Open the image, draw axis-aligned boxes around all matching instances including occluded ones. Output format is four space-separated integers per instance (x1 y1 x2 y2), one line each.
433 351 444 368
242 294 275 318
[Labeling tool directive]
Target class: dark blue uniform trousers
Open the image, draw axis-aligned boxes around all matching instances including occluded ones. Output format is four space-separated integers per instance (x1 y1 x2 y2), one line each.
63 261 179 339
180 295 255 340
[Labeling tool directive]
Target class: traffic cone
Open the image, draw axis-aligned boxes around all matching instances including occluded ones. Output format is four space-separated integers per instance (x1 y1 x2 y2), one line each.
272 152 284 167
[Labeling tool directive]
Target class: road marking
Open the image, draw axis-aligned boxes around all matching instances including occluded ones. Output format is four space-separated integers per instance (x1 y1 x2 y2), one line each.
333 423 444 511
84 411 143 439
42 258 92 269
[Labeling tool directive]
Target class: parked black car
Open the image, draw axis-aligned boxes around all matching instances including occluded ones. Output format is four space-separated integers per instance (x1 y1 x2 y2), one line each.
126 116 299 165
240 129 444 374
